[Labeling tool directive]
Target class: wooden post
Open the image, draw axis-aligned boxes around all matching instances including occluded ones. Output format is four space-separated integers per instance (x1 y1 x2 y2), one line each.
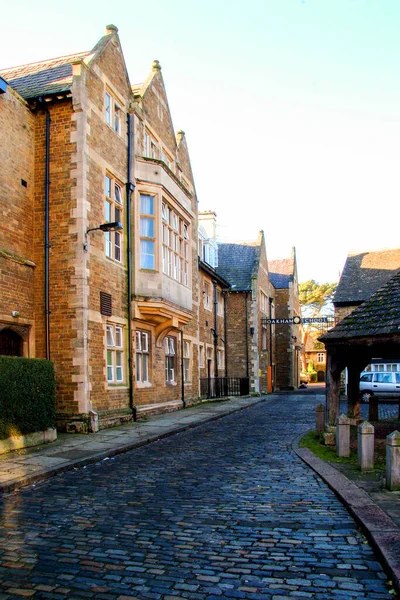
368 397 379 422
315 404 325 434
347 362 363 419
326 350 342 427
386 431 400 491
336 414 350 457
358 421 374 471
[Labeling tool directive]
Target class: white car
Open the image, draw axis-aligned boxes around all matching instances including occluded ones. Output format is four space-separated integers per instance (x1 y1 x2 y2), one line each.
359 371 400 402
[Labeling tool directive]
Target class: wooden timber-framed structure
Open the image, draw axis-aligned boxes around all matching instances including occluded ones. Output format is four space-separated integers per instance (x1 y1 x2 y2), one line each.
320 270 400 426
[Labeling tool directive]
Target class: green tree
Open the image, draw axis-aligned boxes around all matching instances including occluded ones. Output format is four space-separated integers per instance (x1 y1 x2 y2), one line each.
299 280 337 318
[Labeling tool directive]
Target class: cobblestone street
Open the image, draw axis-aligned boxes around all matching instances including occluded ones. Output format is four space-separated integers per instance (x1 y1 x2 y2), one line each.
0 394 394 599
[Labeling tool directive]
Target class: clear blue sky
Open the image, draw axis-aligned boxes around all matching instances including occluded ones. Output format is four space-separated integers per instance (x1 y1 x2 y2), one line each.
2 0 400 283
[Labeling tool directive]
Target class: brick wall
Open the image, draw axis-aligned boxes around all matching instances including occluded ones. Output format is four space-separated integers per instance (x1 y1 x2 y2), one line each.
0 86 36 338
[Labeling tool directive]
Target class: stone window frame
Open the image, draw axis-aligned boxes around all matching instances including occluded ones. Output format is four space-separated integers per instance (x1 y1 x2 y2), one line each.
165 336 176 384
161 199 190 287
143 128 159 159
136 330 151 386
139 193 156 270
203 281 211 310
199 343 205 369
217 290 224 316
104 89 123 137
105 174 123 263
183 340 191 383
106 323 125 384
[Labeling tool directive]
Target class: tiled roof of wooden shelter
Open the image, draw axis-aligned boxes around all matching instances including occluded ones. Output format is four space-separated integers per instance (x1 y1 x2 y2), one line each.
268 257 294 289
333 248 400 305
0 52 90 99
320 269 400 342
216 242 258 291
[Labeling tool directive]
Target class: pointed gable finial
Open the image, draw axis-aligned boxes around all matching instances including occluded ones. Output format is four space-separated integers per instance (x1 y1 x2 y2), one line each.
152 60 161 71
105 24 118 34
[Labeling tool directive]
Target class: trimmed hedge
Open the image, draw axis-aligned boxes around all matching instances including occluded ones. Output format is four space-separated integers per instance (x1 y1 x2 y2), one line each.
0 356 56 439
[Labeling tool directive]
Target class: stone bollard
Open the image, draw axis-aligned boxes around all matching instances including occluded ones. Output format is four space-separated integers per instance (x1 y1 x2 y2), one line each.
358 421 374 471
336 414 351 457
386 431 400 491
316 404 325 434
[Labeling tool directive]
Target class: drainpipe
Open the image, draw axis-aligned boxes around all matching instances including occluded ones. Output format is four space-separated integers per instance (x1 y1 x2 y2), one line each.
40 99 51 361
213 280 218 378
126 113 137 421
180 329 186 408
223 291 228 376
245 291 250 379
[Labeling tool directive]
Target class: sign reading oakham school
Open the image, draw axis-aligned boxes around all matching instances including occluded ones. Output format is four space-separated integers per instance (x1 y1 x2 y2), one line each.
264 317 329 325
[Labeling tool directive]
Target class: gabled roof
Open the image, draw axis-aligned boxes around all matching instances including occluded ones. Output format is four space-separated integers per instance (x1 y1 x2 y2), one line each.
0 25 126 101
334 248 400 306
268 256 294 290
0 52 90 99
216 238 261 292
320 269 400 342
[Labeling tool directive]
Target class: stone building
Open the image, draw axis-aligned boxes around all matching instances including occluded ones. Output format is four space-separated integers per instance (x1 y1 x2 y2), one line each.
197 213 230 388
268 249 302 390
0 26 199 430
216 232 275 394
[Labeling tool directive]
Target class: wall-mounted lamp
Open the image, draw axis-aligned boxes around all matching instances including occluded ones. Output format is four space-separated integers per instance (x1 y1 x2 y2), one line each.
11 310 20 318
84 221 123 251
250 327 255 336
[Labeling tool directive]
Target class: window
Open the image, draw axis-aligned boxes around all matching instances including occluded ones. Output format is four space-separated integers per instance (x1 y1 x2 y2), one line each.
140 194 155 269
143 130 158 158
317 352 325 364
199 344 205 368
105 175 123 262
217 349 224 369
161 201 190 286
260 292 268 314
217 291 223 315
105 91 122 136
261 325 267 351
106 324 124 383
183 340 191 382
203 282 211 309
105 92 111 125
114 104 121 135
136 331 150 383
165 336 176 383
161 148 173 169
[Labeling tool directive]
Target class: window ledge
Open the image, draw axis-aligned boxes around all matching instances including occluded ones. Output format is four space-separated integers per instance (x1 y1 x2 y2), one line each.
136 381 152 389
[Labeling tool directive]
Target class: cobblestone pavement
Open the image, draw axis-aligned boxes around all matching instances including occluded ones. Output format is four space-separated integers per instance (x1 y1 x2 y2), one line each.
0 395 394 599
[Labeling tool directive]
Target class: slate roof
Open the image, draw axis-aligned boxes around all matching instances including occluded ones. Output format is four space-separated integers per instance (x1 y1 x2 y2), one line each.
268 257 294 290
334 249 400 305
320 269 400 342
216 242 258 291
0 52 91 100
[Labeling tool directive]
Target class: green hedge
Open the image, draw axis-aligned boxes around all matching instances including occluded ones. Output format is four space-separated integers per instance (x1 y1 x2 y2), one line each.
0 356 56 439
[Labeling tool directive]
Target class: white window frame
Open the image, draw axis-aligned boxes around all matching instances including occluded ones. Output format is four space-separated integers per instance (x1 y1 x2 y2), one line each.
105 175 123 262
136 331 150 384
165 336 176 383
161 201 190 286
105 91 122 136
317 352 325 364
106 324 124 383
139 194 156 270
183 340 191 383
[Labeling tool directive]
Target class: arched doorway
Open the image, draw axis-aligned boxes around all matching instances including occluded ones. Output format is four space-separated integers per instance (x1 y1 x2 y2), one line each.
0 328 23 356
317 370 325 383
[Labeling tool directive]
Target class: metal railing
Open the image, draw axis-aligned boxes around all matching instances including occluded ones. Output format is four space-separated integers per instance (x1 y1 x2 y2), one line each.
200 377 250 399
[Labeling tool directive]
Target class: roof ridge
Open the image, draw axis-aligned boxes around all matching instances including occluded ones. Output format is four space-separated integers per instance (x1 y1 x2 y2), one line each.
1 51 89 73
